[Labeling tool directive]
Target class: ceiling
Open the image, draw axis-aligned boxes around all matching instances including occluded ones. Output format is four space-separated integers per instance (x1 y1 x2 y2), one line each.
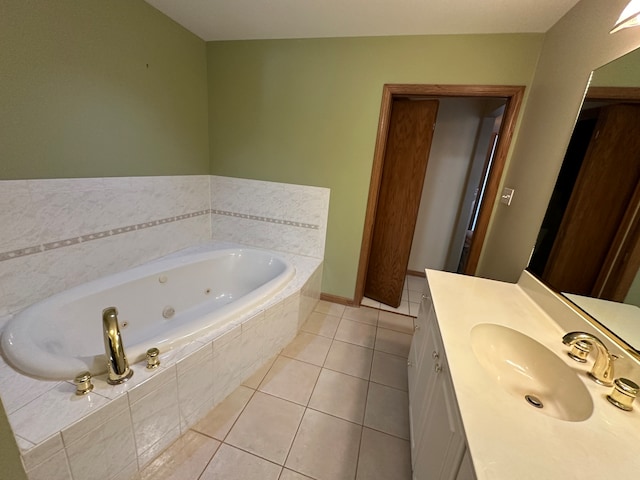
145 0 582 41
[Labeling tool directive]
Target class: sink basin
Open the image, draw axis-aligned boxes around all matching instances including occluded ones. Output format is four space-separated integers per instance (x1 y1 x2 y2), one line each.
470 324 593 422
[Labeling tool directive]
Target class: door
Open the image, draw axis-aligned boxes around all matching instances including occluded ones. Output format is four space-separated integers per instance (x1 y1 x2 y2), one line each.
543 104 640 296
364 99 439 307
356 85 525 307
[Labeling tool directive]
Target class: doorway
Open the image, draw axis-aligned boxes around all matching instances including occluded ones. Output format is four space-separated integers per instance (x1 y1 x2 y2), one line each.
355 84 525 308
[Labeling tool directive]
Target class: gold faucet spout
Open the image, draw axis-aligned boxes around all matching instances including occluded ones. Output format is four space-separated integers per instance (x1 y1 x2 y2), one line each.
562 331 614 386
102 307 133 385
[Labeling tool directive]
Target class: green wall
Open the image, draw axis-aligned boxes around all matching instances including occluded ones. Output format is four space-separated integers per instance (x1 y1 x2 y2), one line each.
591 46 640 87
207 34 544 299
0 398 26 480
0 0 209 179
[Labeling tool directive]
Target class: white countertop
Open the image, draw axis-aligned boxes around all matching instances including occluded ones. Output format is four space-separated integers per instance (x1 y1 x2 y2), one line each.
564 293 640 351
426 269 640 480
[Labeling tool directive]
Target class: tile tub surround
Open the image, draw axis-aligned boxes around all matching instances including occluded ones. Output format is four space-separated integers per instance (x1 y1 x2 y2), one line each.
210 175 330 259
134 300 414 480
0 175 330 319
0 176 211 317
1 243 322 480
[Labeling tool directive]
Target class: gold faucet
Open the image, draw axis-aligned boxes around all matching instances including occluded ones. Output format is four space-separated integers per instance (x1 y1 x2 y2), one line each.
102 307 133 385
562 331 614 386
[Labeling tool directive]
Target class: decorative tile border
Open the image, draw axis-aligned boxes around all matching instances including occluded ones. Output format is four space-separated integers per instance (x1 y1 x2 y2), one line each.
0 210 211 263
0 208 321 263
211 209 320 230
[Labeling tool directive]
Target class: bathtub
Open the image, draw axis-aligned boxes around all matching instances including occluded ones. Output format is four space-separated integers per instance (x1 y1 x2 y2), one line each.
1 247 295 380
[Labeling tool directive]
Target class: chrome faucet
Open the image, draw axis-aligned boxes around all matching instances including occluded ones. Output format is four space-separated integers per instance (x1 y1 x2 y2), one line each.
102 307 133 385
562 331 614 386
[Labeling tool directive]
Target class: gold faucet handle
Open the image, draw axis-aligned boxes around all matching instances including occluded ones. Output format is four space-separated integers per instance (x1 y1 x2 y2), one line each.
146 348 160 369
607 378 639 411
567 340 591 363
74 371 94 395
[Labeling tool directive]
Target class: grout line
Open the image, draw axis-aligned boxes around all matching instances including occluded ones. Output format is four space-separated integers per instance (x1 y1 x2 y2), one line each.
280 350 325 475
154 299 410 479
213 442 284 471
368 378 408 394
193 434 223 480
193 365 268 479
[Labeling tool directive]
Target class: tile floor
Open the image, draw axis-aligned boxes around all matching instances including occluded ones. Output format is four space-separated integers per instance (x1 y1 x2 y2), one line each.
135 299 416 480
361 274 424 317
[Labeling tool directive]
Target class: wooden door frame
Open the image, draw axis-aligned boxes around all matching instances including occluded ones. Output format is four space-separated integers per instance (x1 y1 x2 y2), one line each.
354 84 525 305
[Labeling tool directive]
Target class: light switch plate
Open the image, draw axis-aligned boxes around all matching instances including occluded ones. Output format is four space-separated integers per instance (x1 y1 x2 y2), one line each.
500 187 515 206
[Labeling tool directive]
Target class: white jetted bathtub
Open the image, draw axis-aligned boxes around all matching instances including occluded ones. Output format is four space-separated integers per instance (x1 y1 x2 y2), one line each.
1 248 295 380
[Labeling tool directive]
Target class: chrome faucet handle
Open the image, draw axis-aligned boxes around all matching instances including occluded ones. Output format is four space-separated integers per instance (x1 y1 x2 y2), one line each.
562 331 614 386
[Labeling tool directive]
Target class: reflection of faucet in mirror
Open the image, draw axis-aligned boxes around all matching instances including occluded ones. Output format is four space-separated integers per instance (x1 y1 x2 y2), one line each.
527 46 640 356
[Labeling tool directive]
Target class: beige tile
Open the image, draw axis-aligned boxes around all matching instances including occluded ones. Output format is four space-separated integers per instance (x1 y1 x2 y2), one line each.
192 385 254 441
342 306 379 326
24 449 71 480
242 355 277 389
259 356 321 405
301 311 341 338
408 302 420 318
138 425 181 469
379 301 410 316
334 319 377 348
281 332 332 366
309 369 368 424
314 300 346 317
66 404 136 480
139 430 220 480
407 289 424 303
201 444 281 480
324 340 373 380
129 377 180 460
356 428 412 480
280 469 315 480
177 346 214 431
20 433 64 472
360 297 380 309
378 311 414 334
364 382 410 440
406 275 425 292
111 461 139 480
286 409 362 480
370 350 409 391
374 327 412 358
226 391 305 465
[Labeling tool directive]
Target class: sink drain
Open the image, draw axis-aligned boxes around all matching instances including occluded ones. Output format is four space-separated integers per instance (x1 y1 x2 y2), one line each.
525 394 543 408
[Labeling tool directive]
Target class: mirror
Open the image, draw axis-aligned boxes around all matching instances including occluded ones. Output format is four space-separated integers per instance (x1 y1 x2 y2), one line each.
528 46 640 351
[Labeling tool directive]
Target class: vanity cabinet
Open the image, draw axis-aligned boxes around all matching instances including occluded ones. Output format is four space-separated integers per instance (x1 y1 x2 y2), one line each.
408 284 476 480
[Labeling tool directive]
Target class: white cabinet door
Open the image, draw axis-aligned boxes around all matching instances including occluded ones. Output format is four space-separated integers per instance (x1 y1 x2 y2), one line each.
410 288 469 480
408 297 438 459
456 447 477 480
412 346 466 480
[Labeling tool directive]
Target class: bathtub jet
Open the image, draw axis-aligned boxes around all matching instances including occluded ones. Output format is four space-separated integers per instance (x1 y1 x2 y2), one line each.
1 247 295 380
